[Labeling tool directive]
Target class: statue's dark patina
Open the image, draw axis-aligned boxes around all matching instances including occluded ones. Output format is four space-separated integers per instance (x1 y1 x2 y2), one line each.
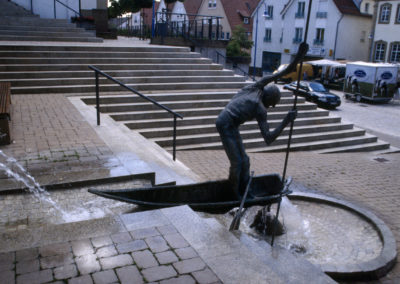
216 43 309 199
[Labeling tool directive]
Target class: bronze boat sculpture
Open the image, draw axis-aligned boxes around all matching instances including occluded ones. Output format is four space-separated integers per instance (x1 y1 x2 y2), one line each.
88 174 291 213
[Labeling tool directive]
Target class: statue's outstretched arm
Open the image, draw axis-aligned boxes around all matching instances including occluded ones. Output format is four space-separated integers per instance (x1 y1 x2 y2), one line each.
254 42 309 89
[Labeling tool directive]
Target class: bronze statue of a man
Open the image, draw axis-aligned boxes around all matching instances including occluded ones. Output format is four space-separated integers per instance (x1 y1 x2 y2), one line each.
216 43 309 199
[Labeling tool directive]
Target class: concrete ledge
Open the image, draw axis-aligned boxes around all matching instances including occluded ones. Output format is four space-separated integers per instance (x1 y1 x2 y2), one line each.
289 192 397 280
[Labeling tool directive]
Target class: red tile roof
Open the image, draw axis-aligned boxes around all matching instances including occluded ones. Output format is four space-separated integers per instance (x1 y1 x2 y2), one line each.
183 0 203 20
333 0 371 17
220 0 260 33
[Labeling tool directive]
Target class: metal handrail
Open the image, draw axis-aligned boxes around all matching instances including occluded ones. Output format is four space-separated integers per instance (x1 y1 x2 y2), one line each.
215 51 255 81
88 65 183 161
54 0 82 19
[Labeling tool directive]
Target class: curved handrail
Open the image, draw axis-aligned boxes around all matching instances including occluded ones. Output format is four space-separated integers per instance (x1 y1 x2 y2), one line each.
88 65 183 161
55 0 82 18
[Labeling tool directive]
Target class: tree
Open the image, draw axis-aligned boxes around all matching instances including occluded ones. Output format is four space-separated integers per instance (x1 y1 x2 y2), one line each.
226 25 253 57
108 0 153 18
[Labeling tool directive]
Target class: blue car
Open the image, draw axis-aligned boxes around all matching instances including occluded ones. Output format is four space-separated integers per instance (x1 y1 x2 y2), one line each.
283 81 341 109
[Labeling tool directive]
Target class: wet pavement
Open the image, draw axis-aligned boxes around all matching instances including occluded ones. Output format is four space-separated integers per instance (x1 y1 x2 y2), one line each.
0 38 399 283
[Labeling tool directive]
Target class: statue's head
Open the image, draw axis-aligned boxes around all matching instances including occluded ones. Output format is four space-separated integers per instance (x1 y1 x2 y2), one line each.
262 84 281 108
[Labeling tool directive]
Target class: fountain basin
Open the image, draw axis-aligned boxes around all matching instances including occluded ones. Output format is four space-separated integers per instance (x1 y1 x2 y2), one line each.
285 192 397 280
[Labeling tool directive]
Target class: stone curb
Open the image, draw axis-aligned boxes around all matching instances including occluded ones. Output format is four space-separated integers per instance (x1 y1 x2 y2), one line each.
0 172 156 195
289 191 397 281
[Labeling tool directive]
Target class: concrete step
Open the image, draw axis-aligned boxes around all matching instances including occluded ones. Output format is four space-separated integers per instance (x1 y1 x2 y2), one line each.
98 100 314 113
121 110 330 129
0 30 97 38
316 140 392 153
0 45 191 53
110 108 328 122
247 133 379 153
81 90 295 104
0 50 201 58
4 75 246 88
137 118 346 139
154 123 357 147
0 69 235 79
0 63 224 72
0 35 103 42
11 82 249 94
0 25 88 32
0 16 72 27
0 57 212 65
167 129 368 151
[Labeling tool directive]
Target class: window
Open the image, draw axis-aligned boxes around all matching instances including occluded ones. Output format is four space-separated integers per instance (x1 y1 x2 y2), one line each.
208 0 216 8
264 28 271 42
390 42 400 62
296 2 305 18
379 4 391 23
264 6 273 19
294 27 303 43
221 32 225 39
365 3 369 13
396 4 400 23
226 32 230 39
314 28 324 45
243 17 249 24
374 41 387 62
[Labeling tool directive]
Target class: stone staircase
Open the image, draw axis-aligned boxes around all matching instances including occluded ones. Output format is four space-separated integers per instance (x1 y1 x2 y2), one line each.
0 43 394 153
80 91 392 153
0 0 102 42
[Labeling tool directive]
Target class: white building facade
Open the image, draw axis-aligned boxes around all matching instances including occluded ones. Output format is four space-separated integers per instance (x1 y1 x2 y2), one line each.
371 0 400 63
251 0 372 74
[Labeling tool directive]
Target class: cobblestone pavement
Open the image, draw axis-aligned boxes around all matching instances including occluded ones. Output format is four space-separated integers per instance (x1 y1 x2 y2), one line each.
0 224 221 284
177 150 400 283
0 94 126 183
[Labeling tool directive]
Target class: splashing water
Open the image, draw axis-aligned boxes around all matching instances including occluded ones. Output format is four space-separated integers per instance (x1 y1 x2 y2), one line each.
0 150 69 222
279 196 312 254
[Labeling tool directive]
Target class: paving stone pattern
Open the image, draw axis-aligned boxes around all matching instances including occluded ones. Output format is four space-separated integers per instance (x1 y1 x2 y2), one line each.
0 225 222 284
178 150 400 283
0 94 123 179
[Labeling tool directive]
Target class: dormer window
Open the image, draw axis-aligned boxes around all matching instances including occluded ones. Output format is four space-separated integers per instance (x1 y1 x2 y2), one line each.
244 17 249 24
208 0 216 9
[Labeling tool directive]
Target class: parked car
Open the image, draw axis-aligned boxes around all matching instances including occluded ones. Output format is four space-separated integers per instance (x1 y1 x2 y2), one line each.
283 81 341 109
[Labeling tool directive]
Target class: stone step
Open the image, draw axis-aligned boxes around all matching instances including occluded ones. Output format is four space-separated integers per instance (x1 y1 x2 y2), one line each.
316 140 392 153
0 45 191 53
0 0 36 17
110 108 328 122
121 109 329 128
98 99 312 113
0 63 224 72
11 82 249 94
0 35 103 42
167 129 368 151
4 75 246 88
247 133 379 153
137 118 345 139
81 90 294 104
154 123 357 147
0 50 201 58
0 57 209 65
0 16 72 27
0 25 87 32
0 69 235 79
0 30 96 38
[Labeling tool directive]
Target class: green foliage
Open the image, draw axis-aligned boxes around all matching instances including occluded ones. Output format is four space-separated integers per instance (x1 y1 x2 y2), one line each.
226 25 253 57
108 0 153 18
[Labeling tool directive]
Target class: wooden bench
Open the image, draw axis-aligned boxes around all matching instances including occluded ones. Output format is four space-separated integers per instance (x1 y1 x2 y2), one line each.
0 82 11 145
